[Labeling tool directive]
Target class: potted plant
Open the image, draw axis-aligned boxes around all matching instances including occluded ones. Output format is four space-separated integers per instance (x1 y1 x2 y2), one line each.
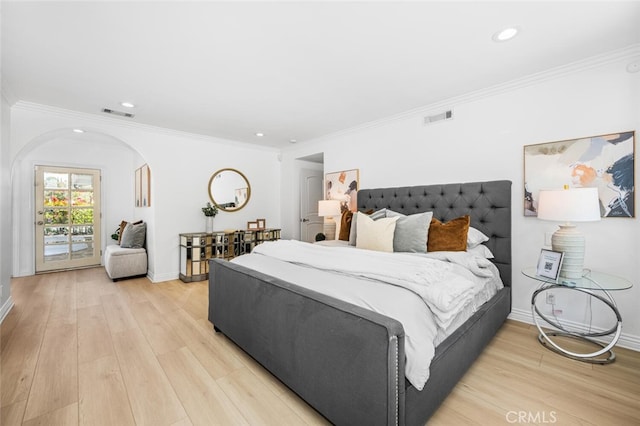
202 202 218 232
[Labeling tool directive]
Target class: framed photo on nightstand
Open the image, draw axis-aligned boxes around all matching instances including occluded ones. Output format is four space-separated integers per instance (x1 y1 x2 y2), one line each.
536 249 564 280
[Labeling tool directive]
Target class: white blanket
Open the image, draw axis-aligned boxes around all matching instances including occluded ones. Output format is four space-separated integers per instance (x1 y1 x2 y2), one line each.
252 240 490 329
233 240 502 391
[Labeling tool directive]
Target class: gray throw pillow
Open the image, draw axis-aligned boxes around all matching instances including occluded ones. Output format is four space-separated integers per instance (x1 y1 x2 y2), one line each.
385 210 433 252
120 222 146 248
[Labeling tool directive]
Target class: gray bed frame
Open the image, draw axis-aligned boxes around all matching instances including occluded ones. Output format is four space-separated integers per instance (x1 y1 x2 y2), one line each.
209 180 511 425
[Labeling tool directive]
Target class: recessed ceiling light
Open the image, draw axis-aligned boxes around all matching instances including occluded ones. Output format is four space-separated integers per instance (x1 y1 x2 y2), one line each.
73 128 84 133
289 139 297 144
492 27 519 42
120 101 136 108
255 132 264 137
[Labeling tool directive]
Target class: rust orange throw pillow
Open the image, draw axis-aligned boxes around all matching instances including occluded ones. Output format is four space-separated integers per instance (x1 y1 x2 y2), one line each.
339 210 353 241
427 215 470 252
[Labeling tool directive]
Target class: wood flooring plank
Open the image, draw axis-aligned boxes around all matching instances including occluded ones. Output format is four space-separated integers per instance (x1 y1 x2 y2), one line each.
1 323 47 407
23 322 78 421
1 399 27 425
216 368 306 426
138 280 182 315
76 277 105 309
116 278 151 305
111 327 186 425
77 305 114 365
100 292 139 334
158 347 249 426
1 304 22 351
47 277 77 325
130 300 186 356
164 309 244 380
276 387 332 426
78 355 136 426
22 402 78 426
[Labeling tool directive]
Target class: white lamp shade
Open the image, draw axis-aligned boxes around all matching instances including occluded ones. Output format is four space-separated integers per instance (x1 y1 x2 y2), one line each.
537 188 601 222
318 199 341 217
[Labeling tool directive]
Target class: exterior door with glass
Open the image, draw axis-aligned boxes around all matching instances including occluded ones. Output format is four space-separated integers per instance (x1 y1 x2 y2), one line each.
35 166 102 272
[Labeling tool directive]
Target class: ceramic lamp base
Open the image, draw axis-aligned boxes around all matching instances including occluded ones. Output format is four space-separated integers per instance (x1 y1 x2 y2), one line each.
551 224 585 279
323 218 336 240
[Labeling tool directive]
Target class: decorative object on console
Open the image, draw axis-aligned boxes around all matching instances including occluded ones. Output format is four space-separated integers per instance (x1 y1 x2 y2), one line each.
202 202 218 233
523 131 635 217
208 168 251 212
537 187 600 280
256 218 266 230
325 168 359 212
318 199 341 240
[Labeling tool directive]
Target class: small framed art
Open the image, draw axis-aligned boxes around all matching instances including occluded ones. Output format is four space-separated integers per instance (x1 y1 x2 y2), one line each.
256 218 266 230
536 249 564 280
247 221 259 230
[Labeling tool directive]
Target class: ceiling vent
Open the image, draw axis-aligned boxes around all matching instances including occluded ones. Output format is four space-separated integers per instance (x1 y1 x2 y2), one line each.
102 108 135 118
424 109 453 125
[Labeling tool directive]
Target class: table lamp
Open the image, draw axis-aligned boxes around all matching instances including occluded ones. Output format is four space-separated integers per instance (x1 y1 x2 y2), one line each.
318 199 341 240
537 187 600 280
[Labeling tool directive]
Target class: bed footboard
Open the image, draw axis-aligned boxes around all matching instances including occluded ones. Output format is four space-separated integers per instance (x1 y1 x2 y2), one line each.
209 259 406 426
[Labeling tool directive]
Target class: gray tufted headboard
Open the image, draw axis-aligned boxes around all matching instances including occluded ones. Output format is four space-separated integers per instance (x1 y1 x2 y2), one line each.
357 180 512 287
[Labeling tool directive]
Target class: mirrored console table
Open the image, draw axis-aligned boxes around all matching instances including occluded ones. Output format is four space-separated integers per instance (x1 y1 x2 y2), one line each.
179 229 281 282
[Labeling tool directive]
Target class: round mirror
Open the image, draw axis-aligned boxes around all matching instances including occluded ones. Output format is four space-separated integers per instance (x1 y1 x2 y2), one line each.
208 168 251 212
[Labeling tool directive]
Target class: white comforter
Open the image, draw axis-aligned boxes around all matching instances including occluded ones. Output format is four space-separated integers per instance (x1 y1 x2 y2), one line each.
232 240 503 390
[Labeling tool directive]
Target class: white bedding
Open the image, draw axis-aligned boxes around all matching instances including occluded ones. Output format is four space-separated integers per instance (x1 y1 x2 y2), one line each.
231 240 503 391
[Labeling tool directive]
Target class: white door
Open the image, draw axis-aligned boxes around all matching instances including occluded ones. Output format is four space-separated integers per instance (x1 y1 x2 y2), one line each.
35 166 102 272
299 168 323 242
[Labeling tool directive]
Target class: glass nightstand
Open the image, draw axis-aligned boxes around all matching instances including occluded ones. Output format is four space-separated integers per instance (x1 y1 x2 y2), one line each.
522 267 632 364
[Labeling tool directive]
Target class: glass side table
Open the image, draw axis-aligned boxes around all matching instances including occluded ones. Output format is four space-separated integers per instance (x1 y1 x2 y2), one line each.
522 267 632 364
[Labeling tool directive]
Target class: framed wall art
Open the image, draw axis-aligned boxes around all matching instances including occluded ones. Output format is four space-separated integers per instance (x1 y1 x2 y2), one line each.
524 131 634 218
135 164 151 207
135 167 141 207
325 168 359 213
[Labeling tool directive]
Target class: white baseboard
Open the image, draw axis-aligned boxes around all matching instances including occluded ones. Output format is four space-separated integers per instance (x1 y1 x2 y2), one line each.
147 271 179 283
509 307 640 352
0 296 14 324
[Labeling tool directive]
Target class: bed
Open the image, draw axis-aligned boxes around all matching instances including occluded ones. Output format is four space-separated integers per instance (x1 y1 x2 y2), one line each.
208 180 511 425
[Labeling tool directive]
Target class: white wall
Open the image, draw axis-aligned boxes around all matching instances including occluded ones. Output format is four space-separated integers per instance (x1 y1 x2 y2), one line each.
0 92 14 321
280 51 640 349
10 103 281 282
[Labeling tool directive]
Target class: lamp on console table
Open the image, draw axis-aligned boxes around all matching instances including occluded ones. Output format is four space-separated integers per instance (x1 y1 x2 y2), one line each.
537 186 601 281
318 200 341 240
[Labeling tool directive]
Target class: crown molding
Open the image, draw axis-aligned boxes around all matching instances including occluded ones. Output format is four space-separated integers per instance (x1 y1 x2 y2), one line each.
11 101 280 153
304 43 640 146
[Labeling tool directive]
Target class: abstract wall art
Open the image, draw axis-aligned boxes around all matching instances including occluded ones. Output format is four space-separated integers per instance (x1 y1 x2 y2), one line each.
524 131 634 217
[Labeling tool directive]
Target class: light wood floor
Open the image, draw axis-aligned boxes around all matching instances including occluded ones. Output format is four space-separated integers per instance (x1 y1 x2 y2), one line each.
1 268 639 425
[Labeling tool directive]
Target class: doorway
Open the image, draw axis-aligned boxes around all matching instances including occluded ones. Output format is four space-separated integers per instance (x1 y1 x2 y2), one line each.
299 168 324 242
34 165 102 272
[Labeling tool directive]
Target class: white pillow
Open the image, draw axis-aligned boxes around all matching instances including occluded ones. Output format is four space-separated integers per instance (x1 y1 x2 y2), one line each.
467 244 495 259
467 227 489 249
349 208 388 246
355 212 398 252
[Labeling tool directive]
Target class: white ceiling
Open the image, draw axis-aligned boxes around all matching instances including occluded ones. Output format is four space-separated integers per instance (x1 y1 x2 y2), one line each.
2 1 640 148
